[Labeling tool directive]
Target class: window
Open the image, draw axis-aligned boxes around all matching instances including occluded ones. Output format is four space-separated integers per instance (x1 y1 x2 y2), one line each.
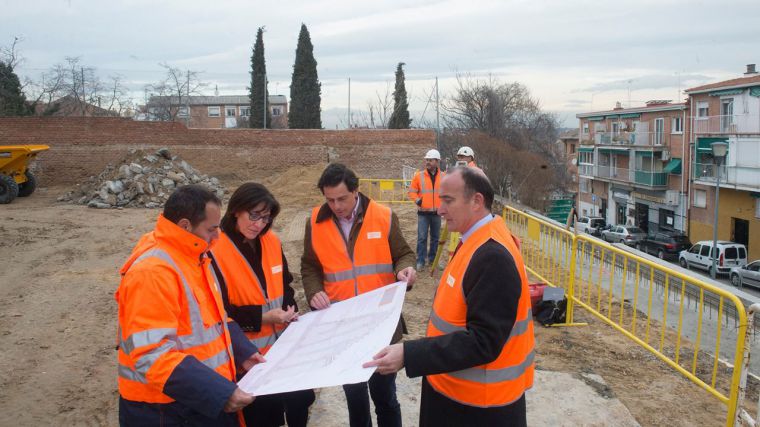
271 107 282 116
689 245 701 254
177 106 189 117
672 117 683 133
239 106 251 117
208 106 221 117
569 144 576 154
697 102 709 119
579 178 591 193
578 152 593 164
583 123 589 134
755 199 760 219
700 245 711 257
225 106 236 117
693 189 706 208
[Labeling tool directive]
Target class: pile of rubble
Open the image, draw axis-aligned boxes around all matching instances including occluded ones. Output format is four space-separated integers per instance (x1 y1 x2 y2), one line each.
59 148 226 209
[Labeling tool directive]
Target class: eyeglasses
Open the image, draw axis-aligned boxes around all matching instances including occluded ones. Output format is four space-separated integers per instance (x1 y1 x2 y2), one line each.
247 211 272 224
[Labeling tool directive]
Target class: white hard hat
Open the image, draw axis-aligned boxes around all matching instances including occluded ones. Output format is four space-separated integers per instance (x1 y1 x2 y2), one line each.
424 149 441 160
457 146 474 157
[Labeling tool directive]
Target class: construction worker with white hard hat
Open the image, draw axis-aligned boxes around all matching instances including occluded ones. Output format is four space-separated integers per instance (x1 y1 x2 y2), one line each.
407 149 444 270
456 146 481 171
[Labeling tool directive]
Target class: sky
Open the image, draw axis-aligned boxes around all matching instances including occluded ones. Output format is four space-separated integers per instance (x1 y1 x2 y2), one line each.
3 0 759 128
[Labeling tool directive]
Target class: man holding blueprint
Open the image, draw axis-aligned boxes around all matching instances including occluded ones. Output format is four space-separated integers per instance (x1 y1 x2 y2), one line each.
300 163 417 427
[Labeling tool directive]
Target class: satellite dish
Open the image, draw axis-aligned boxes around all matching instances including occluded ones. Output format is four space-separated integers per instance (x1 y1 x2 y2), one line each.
571 158 577 166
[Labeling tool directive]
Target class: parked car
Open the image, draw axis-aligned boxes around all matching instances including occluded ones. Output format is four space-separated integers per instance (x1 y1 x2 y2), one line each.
601 225 647 246
730 260 760 289
636 231 692 260
678 241 748 275
575 216 606 236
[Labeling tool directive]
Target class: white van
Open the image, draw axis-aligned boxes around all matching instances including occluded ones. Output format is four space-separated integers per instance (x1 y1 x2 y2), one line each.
678 241 748 275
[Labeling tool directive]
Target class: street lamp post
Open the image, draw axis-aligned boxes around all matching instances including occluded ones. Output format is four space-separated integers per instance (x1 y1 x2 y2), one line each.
709 141 728 279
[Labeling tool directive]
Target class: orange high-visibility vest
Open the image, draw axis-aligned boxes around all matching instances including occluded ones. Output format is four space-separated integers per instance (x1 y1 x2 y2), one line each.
426 216 534 407
116 215 236 404
210 231 286 355
408 169 443 212
310 200 395 302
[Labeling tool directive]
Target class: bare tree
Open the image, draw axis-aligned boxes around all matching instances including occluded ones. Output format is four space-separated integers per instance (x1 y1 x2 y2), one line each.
144 63 205 122
20 56 132 116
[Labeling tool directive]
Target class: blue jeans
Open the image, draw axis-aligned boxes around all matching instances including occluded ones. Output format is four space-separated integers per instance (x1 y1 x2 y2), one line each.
416 214 441 265
342 372 401 427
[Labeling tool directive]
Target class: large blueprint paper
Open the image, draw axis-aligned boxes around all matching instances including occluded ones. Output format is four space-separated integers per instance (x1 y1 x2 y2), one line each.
238 281 407 396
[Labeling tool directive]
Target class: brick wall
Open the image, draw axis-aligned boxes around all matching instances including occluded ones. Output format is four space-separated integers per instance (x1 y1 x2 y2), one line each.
0 117 435 185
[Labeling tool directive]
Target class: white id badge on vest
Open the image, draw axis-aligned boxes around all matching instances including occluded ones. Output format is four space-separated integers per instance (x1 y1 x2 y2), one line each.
271 265 283 274
446 273 456 287
366 231 382 239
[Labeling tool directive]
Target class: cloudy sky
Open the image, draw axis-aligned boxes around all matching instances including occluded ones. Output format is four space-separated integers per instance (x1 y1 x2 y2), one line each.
3 0 759 128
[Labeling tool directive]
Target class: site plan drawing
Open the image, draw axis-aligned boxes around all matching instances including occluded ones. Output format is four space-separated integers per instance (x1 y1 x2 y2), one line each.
238 281 407 396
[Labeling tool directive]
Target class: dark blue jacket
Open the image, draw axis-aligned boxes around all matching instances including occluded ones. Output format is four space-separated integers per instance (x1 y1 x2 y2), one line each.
119 321 257 426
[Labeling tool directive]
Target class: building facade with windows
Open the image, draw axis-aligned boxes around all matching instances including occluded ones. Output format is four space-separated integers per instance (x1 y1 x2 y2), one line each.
144 95 288 128
576 101 688 234
685 66 760 260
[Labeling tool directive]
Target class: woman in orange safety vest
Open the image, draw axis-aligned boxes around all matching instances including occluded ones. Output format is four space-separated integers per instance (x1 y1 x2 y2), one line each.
209 182 314 427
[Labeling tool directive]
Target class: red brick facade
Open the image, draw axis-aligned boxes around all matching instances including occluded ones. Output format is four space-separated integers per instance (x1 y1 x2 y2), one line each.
0 117 435 185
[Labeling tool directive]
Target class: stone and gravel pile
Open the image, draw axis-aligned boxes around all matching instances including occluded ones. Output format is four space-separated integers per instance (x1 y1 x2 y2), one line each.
59 148 226 209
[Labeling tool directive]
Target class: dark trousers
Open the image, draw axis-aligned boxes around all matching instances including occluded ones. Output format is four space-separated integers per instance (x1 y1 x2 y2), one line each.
416 214 441 265
119 397 239 427
242 389 315 427
342 372 401 427
419 378 526 427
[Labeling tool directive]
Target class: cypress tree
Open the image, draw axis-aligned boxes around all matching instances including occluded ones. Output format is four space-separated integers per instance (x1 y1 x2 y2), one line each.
288 23 322 129
0 61 30 116
388 62 410 129
249 27 271 128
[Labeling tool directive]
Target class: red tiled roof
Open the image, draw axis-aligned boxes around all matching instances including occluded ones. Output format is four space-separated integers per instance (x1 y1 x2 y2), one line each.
685 74 760 93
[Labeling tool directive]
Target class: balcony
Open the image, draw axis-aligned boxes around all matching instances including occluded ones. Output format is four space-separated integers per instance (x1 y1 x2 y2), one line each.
578 163 594 176
693 162 760 190
593 131 670 146
589 164 668 188
634 170 668 186
693 114 760 134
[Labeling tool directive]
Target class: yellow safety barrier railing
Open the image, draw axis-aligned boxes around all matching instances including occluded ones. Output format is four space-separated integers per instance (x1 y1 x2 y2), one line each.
503 205 748 426
359 178 413 204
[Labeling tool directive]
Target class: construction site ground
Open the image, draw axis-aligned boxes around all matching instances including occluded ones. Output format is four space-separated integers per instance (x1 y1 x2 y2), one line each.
0 164 734 426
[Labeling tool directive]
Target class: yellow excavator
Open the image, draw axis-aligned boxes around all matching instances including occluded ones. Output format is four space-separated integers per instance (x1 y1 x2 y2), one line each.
0 145 49 204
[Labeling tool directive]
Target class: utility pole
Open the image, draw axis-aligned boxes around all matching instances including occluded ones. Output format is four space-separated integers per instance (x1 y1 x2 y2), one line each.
348 77 351 129
185 70 190 127
435 76 440 152
263 71 267 129
81 67 86 116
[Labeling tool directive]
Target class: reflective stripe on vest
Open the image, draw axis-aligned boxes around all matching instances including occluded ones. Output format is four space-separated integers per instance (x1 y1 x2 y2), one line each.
428 308 533 338
323 263 395 283
118 248 230 383
448 350 535 384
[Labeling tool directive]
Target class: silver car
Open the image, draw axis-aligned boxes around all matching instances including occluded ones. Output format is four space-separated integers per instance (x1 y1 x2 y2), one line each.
602 225 647 246
730 260 760 289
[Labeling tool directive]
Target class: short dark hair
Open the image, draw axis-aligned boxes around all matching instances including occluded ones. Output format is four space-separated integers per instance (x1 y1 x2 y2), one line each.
221 182 280 236
455 166 494 210
318 163 359 193
163 185 221 226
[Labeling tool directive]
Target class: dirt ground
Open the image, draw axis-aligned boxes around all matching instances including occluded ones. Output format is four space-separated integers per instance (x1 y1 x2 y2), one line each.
0 163 736 426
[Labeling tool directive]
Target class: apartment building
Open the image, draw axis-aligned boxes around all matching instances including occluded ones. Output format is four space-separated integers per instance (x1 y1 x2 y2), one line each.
576 101 688 234
685 65 760 260
144 95 288 129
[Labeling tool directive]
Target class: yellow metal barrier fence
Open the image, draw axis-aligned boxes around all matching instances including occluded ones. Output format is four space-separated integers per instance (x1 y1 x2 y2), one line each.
503 205 748 426
359 179 413 204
